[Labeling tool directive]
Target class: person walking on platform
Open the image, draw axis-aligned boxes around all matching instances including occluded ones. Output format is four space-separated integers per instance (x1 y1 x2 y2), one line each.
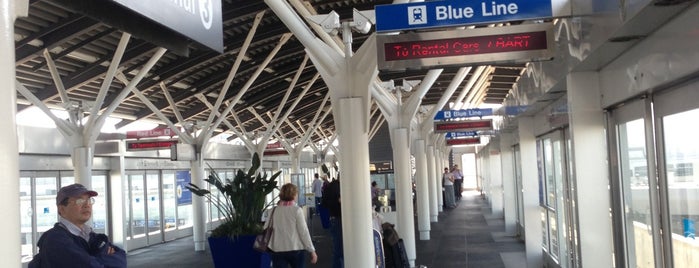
443 167 457 208
267 183 318 268
312 173 324 213
29 184 126 268
322 176 343 268
452 164 464 200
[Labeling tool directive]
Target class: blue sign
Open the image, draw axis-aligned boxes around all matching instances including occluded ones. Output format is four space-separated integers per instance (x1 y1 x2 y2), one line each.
684 218 695 239
176 170 192 205
505 105 528 115
376 0 554 32
446 131 478 138
434 108 493 120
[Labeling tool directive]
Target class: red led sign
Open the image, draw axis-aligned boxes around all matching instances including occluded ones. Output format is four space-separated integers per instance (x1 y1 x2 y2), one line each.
377 23 554 70
384 31 547 61
126 140 177 151
447 137 481 146
434 119 493 133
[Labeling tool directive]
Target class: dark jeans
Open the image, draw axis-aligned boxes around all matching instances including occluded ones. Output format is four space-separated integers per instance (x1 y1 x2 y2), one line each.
270 250 306 268
329 217 344 268
454 179 463 198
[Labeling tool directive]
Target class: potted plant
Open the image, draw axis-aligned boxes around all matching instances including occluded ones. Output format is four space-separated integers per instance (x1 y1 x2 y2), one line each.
187 152 280 268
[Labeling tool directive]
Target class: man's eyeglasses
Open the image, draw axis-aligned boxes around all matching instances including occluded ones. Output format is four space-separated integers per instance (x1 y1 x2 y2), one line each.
72 197 96 206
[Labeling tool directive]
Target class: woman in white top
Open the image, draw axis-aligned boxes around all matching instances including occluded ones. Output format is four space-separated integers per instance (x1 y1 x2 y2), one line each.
443 167 456 208
266 183 318 267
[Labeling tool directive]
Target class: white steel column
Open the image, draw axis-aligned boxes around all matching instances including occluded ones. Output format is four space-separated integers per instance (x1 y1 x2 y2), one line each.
73 147 93 187
1 0 24 266
391 128 416 266
489 145 503 217
426 143 438 222
500 132 517 234
415 139 431 240
518 117 543 268
435 146 444 213
191 155 207 251
567 72 613 267
337 98 374 268
109 141 126 248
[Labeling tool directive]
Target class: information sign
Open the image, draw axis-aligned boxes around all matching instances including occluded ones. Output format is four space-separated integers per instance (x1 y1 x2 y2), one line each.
434 119 493 133
377 23 553 70
126 140 177 151
126 127 175 139
375 0 568 32
446 137 481 146
446 131 478 138
175 170 192 205
434 108 493 120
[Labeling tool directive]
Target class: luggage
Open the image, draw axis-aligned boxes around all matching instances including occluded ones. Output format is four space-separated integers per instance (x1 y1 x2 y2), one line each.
382 223 410 268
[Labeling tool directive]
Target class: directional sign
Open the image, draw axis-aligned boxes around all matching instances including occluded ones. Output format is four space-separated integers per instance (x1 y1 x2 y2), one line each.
434 119 493 133
126 139 177 151
446 137 481 146
435 108 493 120
446 131 478 138
375 0 569 32
126 127 175 139
377 23 554 70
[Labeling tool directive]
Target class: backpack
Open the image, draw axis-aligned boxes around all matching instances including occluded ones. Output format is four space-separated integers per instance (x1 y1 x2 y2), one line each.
382 223 410 268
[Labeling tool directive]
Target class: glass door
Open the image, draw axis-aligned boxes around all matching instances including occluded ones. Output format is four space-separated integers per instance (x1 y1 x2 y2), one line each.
537 130 578 267
652 83 699 268
609 99 660 268
146 171 162 244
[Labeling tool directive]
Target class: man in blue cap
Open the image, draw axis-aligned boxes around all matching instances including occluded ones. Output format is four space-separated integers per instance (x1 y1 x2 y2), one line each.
29 183 126 268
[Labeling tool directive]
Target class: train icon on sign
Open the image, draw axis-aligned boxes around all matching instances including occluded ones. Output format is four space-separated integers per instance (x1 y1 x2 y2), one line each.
408 6 427 25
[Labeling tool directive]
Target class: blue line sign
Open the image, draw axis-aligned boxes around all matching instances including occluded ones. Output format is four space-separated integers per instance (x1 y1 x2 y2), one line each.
434 108 493 120
446 131 478 138
375 0 565 32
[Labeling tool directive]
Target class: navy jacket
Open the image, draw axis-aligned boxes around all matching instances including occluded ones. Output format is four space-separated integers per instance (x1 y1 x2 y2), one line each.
29 223 126 268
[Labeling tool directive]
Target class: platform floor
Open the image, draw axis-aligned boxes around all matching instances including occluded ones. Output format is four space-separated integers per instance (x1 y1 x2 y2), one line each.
127 190 525 267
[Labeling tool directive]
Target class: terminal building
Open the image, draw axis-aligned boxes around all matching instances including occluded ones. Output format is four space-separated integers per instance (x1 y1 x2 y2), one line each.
3 0 698 267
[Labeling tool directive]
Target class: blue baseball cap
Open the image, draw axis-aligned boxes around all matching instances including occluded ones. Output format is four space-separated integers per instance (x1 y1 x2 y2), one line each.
56 183 98 205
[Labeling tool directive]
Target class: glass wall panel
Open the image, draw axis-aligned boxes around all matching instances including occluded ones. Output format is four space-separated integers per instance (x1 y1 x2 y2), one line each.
128 174 146 238
146 172 161 238
162 171 177 232
19 177 33 261
35 176 57 236
618 118 655 267
91 175 107 234
660 108 699 267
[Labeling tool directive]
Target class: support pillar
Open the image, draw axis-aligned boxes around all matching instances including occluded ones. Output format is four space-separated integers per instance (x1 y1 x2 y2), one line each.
337 98 374 268
0 0 22 265
500 132 517 234
436 148 444 213
109 141 126 248
72 146 93 187
488 145 503 217
391 128 417 266
518 117 543 268
567 72 613 267
415 139 430 240
191 155 207 251
426 144 438 222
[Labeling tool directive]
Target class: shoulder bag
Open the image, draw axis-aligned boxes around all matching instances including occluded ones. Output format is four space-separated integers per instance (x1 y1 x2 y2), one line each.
253 207 276 252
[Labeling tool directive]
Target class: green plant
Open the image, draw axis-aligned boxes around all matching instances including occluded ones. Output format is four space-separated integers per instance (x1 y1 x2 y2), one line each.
187 152 280 238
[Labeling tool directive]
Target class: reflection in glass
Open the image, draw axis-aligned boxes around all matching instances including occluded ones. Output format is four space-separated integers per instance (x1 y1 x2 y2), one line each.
661 108 699 267
146 172 161 238
129 174 146 238
91 175 107 234
20 177 33 261
163 172 177 232
618 118 655 267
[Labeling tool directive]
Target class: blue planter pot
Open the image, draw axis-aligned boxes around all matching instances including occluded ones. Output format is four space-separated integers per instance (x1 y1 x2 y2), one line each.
208 235 271 268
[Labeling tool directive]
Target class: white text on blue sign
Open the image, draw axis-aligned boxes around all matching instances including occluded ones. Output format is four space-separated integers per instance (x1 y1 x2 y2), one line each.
375 0 554 32
435 108 493 120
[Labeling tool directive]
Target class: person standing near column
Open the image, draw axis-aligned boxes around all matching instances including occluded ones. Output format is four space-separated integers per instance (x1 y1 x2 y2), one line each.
29 184 126 268
322 176 343 268
443 167 456 208
452 164 464 201
312 173 324 213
